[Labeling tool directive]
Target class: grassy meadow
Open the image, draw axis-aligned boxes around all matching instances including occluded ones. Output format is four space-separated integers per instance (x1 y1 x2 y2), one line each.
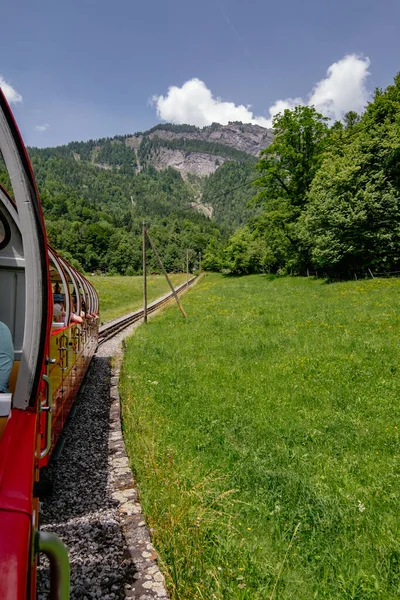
120 273 400 599
90 273 187 322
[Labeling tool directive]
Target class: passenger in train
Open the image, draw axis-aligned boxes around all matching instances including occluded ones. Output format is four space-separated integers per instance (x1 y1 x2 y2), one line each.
0 321 14 393
53 304 64 323
70 297 83 324
79 293 98 321
70 312 83 324
81 298 87 318
53 293 66 324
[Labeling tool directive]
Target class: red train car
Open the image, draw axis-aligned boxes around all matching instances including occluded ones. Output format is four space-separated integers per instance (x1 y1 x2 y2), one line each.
0 91 99 598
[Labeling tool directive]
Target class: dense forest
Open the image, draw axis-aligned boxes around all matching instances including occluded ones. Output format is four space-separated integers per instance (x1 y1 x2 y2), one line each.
205 74 400 278
32 160 225 275
0 149 226 274
201 161 260 229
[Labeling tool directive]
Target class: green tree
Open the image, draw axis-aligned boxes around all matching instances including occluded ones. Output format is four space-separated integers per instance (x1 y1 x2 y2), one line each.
202 237 222 272
299 74 400 277
222 226 275 275
251 106 329 270
254 106 329 209
202 161 259 230
343 110 361 130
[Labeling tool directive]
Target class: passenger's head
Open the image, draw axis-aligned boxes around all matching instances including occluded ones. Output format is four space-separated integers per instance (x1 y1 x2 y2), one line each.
53 303 64 322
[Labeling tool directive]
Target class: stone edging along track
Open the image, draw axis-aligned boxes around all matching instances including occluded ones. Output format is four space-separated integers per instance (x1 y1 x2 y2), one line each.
105 341 169 599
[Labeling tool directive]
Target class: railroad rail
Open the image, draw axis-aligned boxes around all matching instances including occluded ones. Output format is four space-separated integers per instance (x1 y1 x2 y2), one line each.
98 276 197 345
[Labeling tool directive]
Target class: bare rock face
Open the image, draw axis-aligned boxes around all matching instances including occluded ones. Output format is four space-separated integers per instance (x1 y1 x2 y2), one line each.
190 200 214 219
145 123 273 158
125 136 142 151
150 148 228 179
205 123 273 157
125 122 273 178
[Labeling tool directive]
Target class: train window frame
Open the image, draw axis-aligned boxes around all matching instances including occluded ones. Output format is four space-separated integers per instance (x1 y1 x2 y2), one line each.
57 256 81 317
48 250 71 328
0 210 11 251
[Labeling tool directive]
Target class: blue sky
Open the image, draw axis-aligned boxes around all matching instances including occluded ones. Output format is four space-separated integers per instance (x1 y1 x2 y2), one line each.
1 0 399 147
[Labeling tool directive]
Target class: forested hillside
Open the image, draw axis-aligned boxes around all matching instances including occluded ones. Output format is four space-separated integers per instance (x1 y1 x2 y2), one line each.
0 151 224 274
201 161 260 229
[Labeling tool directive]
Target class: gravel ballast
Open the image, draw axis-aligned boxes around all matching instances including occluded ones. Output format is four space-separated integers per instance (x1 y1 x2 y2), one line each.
37 323 169 599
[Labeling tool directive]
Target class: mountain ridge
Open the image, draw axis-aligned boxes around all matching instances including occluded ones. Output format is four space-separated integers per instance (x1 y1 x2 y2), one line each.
30 121 273 179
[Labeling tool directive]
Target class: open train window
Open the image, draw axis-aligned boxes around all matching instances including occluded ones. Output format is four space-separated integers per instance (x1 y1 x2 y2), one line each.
48 250 71 328
0 211 11 251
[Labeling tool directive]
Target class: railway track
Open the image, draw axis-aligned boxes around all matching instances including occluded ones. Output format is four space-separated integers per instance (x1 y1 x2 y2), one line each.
38 276 202 599
98 276 197 345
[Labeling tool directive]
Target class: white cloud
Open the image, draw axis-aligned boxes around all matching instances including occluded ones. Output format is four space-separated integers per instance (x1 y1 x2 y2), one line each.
308 55 371 120
0 76 22 104
267 97 304 120
266 54 371 124
152 54 372 130
35 123 50 132
152 78 270 128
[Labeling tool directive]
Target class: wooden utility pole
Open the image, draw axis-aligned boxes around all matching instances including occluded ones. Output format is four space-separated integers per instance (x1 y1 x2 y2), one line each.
146 231 187 318
142 221 147 323
186 248 189 288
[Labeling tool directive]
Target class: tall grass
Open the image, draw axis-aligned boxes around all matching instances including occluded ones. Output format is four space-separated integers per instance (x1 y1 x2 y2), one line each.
90 273 187 322
120 274 400 599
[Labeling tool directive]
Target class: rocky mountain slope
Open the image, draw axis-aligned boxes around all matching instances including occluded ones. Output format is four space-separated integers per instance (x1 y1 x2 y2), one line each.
36 122 273 180
140 147 229 178
147 122 273 156
129 122 273 178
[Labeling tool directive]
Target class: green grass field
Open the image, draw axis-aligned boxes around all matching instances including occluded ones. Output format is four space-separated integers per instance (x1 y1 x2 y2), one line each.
90 273 188 322
120 274 400 599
